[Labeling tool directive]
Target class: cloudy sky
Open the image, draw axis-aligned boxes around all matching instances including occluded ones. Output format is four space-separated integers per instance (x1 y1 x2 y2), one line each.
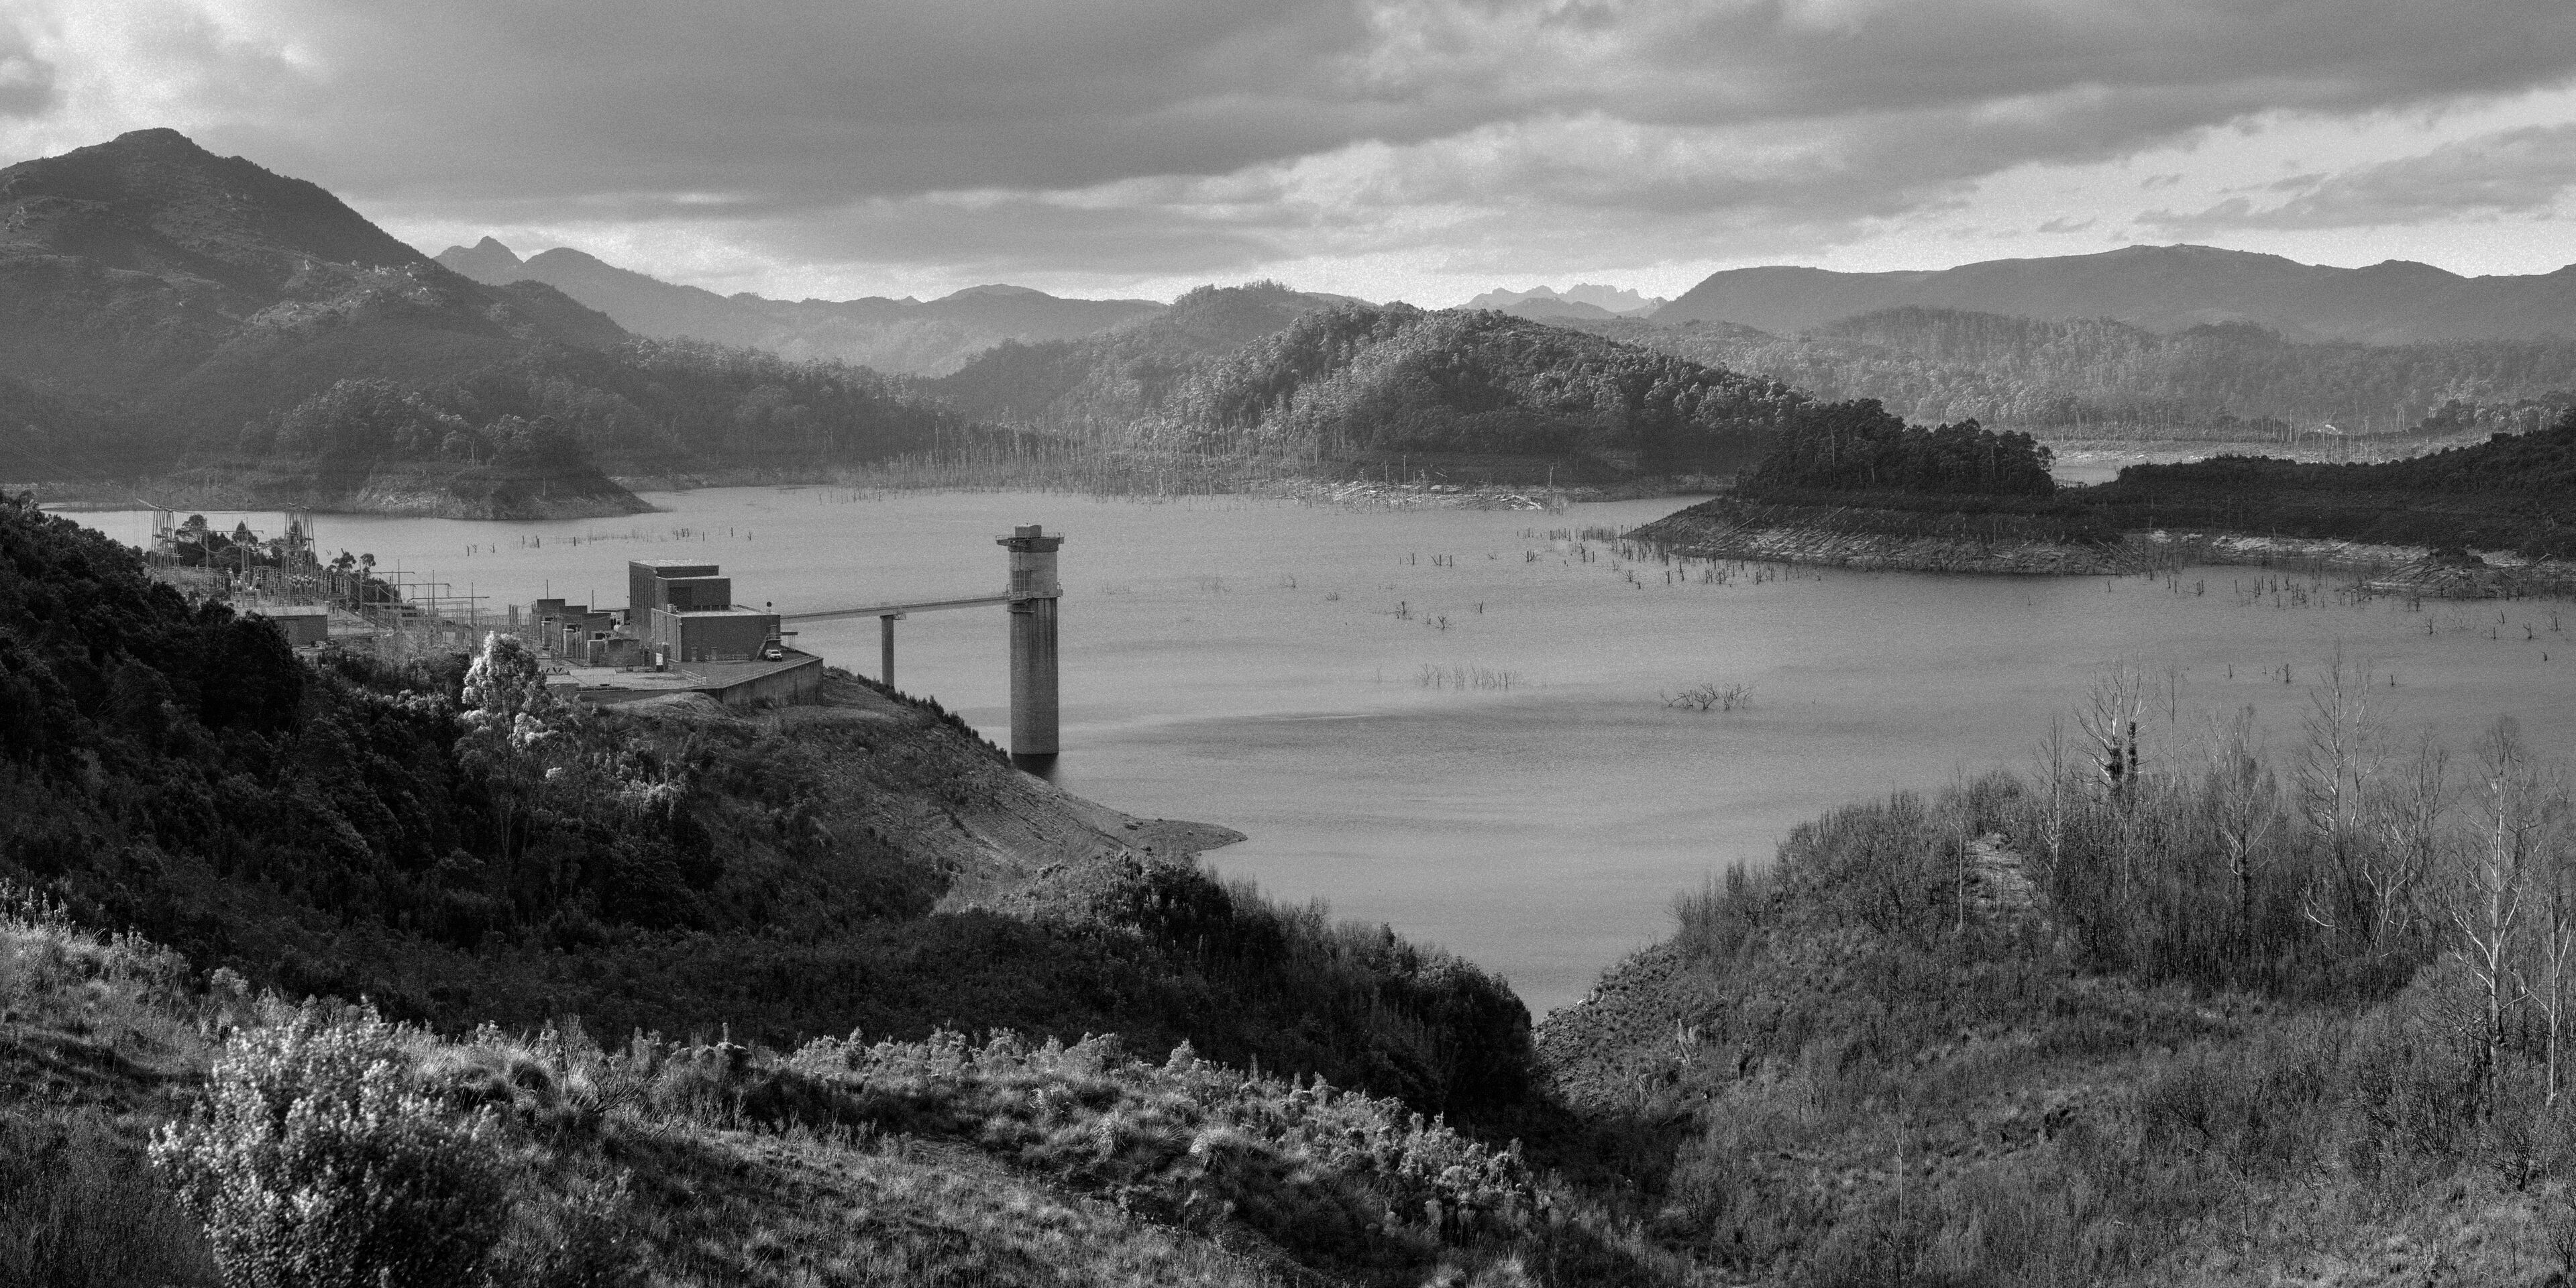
6 0 2576 305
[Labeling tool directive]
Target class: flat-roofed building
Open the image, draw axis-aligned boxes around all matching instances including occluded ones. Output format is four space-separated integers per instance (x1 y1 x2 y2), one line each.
625 560 777 663
628 561 720 619
257 605 331 649
651 605 780 663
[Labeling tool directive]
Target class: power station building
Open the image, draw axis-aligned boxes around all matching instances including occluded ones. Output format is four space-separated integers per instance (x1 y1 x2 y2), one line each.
627 560 782 664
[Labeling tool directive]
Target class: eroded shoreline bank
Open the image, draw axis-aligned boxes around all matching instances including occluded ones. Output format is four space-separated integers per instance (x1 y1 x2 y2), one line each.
1630 500 2576 597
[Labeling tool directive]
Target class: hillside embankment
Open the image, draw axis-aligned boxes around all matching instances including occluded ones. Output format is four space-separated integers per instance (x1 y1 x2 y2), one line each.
136 458 653 520
1633 495 2576 593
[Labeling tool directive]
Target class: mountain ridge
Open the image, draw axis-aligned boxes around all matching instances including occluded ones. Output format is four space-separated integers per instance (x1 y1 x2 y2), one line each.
932 284 1807 483
433 237 1166 375
1464 284 1665 319
0 129 990 516
1657 244 2576 344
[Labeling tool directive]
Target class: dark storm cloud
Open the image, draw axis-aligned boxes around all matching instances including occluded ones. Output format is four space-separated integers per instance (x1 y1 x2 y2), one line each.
2142 123 2576 232
17 0 2576 282
0 23 56 119
154 0 2576 211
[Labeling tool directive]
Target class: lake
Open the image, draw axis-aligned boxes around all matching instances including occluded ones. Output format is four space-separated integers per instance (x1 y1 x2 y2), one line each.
69 489 2576 1012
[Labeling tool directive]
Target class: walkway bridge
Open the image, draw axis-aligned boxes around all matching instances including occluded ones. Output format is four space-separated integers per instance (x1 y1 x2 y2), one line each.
780 525 1065 767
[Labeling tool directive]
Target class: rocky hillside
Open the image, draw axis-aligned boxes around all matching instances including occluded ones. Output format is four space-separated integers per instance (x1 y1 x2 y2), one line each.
435 237 1163 376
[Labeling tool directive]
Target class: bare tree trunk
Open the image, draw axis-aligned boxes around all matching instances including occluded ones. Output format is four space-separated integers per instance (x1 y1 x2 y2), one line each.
2208 708 2279 966
2452 718 2548 1110
2298 649 2382 943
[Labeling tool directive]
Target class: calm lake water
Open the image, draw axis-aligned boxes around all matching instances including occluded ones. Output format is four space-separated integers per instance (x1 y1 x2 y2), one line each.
68 490 2576 1012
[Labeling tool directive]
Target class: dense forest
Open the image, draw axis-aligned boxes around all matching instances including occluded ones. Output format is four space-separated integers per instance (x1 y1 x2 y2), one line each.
1739 398 2057 496
230 340 980 478
1653 410 2576 562
2074 414 2576 555
1573 307 2576 441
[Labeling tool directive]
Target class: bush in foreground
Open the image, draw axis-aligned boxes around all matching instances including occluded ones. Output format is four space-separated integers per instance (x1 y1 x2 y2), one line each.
150 1001 514 1288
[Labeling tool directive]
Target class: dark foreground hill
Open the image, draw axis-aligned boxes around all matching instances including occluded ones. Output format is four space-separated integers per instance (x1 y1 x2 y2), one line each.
435 237 1163 376
1656 244 2576 344
0 131 988 515
934 285 1810 484
0 479 1700 1286
0 492 1536 1119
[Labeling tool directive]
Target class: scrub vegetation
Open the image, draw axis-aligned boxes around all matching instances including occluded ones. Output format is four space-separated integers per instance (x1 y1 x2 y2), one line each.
1542 661 2576 1284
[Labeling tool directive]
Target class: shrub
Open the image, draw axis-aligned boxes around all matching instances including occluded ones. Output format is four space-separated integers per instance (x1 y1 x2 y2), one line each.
149 1001 514 1288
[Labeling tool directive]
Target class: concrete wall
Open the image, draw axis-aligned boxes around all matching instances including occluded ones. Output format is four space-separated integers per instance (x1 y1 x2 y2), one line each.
707 655 823 708
654 609 778 663
657 576 732 611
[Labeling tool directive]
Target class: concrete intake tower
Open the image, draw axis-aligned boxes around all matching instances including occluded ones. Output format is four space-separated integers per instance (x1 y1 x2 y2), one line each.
999 524 1063 767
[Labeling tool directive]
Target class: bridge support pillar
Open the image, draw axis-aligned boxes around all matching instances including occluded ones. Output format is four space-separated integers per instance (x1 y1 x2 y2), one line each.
998 525 1063 769
878 612 902 688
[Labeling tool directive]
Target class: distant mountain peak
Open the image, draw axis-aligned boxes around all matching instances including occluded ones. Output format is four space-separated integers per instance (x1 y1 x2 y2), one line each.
526 246 611 267
1466 283 1665 317
938 284 1052 301
434 236 527 282
1 125 431 294
106 126 201 150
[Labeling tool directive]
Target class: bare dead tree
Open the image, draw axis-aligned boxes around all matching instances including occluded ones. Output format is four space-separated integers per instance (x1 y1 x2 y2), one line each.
2357 731 2451 946
2076 661 2147 806
2204 706 2282 963
2297 648 2385 941
2510 759 2576 1106
2451 718 2549 1108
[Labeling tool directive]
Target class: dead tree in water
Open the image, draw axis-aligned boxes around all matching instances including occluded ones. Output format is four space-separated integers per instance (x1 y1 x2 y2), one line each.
2078 662 2146 804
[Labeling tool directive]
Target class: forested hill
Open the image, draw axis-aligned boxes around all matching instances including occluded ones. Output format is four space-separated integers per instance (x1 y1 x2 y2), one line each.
0 129 991 514
934 287 1809 482
930 280 1360 427
1572 306 2576 441
0 129 619 472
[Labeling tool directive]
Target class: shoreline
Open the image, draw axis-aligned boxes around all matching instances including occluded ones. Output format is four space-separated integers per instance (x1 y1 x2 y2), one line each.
1631 503 2576 596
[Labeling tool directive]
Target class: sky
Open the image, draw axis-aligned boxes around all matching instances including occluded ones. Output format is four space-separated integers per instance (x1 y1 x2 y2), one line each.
5 0 2576 306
